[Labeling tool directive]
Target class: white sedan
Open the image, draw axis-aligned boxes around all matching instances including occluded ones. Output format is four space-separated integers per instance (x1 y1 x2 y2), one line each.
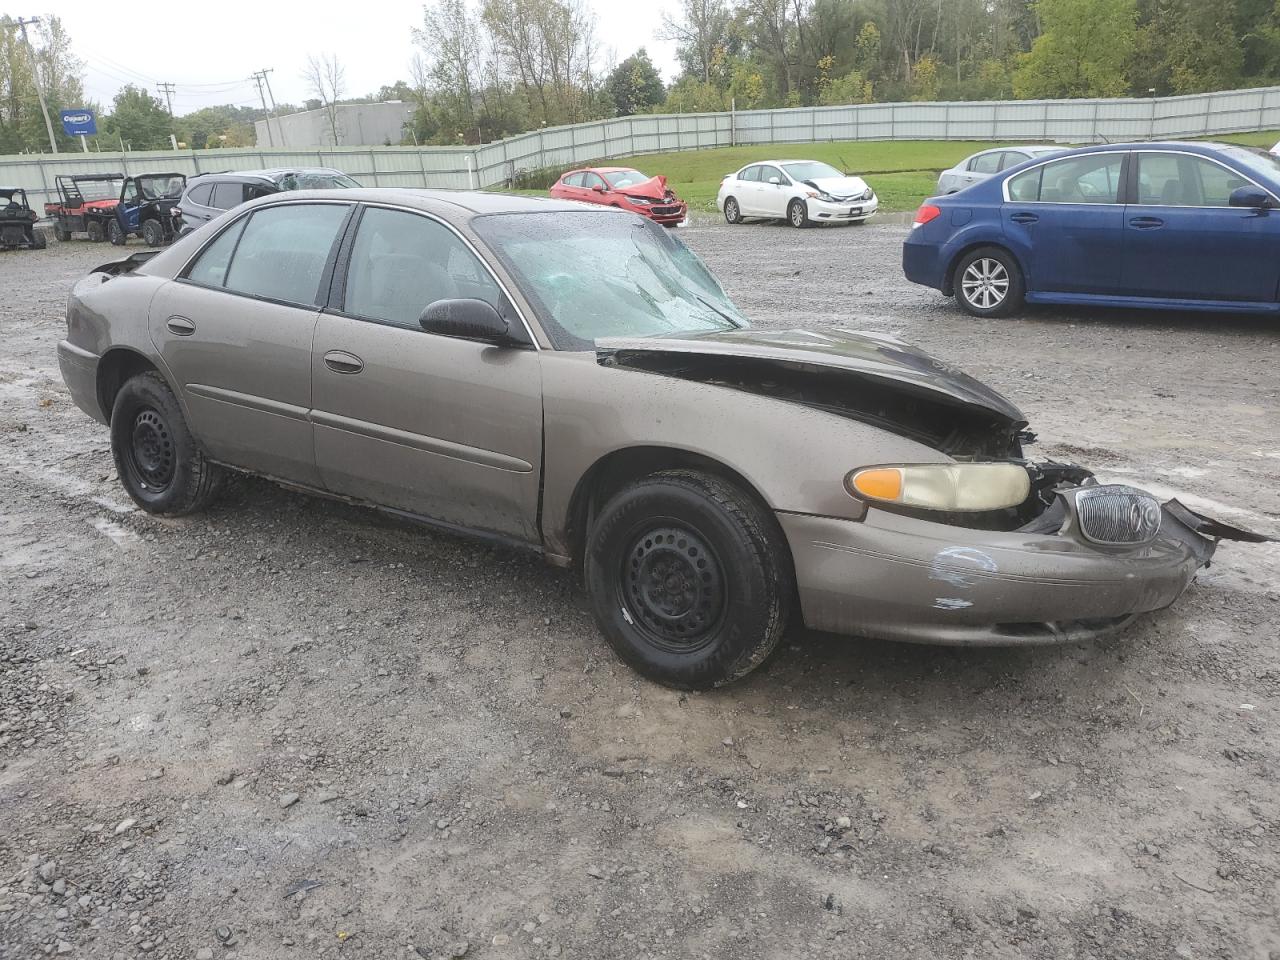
716 160 877 228
936 145 1063 194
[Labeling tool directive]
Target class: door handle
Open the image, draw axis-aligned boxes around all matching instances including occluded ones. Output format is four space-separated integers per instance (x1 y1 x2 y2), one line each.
165 316 196 336
1010 212 1039 224
323 350 364 375
1129 216 1164 229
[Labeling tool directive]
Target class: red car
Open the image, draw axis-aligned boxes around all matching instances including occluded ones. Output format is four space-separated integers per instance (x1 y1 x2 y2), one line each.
549 167 688 226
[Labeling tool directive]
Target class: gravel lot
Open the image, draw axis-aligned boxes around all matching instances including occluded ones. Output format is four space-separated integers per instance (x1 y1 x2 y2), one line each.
2 220 1279 960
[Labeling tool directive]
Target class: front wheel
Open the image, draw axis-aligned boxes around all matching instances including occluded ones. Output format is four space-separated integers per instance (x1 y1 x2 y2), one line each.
585 470 792 689
954 246 1025 318
110 371 224 516
142 219 165 247
86 220 104 242
107 219 126 246
29 230 46 250
723 197 742 224
787 198 810 229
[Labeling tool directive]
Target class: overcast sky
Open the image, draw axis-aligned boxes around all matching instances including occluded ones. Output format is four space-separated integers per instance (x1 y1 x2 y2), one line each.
56 0 678 115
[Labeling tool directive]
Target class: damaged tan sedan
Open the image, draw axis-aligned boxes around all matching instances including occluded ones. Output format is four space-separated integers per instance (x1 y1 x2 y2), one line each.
57 190 1269 688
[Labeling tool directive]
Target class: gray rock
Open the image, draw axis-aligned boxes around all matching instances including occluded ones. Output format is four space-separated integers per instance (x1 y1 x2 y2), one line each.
114 818 137 836
279 792 300 809
38 861 56 882
196 950 214 960
447 942 470 958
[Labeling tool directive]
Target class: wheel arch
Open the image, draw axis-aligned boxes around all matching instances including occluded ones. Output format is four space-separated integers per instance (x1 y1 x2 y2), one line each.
96 348 167 421
561 445 788 573
943 240 1024 297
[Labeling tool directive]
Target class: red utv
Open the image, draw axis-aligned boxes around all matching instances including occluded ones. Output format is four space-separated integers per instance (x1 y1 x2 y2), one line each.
45 173 125 242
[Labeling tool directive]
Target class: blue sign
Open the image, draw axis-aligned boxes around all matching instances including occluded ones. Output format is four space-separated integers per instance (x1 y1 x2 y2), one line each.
60 109 96 137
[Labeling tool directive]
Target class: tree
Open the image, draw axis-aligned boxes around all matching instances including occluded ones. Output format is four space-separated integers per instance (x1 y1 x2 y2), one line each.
303 53 346 145
605 49 665 115
660 0 733 85
1013 0 1138 98
102 85 171 150
0 14 85 153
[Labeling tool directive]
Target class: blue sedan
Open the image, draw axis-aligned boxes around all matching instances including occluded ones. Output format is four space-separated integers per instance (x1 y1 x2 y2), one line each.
902 141 1280 317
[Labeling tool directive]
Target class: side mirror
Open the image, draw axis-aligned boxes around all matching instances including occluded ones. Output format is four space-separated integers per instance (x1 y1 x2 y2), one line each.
419 298 511 344
1229 185 1272 209
767 176 781 185
591 183 606 193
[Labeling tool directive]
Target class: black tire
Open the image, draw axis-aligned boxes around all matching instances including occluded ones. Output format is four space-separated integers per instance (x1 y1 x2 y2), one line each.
585 469 792 689
787 198 810 229
953 245 1025 318
107 219 126 246
30 230 46 250
723 196 742 224
110 371 223 516
86 220 104 242
55 224 71 242
141 219 165 247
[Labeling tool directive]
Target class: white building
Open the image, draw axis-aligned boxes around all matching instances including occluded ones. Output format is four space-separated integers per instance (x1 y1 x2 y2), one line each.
254 102 415 148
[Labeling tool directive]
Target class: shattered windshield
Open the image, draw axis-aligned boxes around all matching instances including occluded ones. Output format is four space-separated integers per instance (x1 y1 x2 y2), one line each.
277 171 361 190
603 169 649 187
782 161 843 181
473 210 748 350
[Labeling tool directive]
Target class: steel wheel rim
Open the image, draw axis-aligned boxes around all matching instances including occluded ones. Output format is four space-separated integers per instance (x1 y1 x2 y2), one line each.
124 408 175 492
620 524 726 653
961 258 1010 310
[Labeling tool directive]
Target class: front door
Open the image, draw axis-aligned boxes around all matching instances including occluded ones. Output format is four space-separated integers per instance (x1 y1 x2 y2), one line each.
1002 152 1127 295
757 164 788 217
148 200 354 486
1121 150 1280 303
311 205 543 541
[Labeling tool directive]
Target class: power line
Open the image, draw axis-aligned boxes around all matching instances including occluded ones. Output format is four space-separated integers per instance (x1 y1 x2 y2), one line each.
157 81 176 116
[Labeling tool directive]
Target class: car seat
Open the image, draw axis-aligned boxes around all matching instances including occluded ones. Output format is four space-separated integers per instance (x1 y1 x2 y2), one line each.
348 252 458 327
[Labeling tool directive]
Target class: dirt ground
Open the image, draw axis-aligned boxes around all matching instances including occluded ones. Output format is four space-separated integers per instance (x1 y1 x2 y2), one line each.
2 220 1278 960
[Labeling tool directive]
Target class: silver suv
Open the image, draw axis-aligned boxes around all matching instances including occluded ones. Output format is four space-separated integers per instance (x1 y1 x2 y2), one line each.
174 168 360 235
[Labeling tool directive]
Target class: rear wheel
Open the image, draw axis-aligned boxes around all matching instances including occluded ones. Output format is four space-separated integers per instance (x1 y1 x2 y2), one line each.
585 470 791 689
788 198 810 229
142 219 165 247
29 229 46 250
723 197 742 224
110 372 223 516
86 220 104 242
55 224 71 242
954 246 1024 318
107 219 126 246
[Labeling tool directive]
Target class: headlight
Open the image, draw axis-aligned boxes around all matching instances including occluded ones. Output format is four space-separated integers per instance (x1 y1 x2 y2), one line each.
627 196 651 205
846 463 1031 512
862 188 875 201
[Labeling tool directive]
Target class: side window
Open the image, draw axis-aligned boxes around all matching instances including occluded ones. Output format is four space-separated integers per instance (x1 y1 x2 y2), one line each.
223 203 350 306
581 173 605 190
188 183 214 206
1138 153 1251 206
186 217 248 288
210 182 246 210
999 151 1030 171
343 207 500 329
970 152 1002 175
562 172 584 188
247 184 276 201
760 165 783 184
1037 154 1123 204
739 166 760 183
122 180 139 203
1007 167 1043 202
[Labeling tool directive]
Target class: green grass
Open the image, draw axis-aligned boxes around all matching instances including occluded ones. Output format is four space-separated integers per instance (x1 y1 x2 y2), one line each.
497 132 1280 215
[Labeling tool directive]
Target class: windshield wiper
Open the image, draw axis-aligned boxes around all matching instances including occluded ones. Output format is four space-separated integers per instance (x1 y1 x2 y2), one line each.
694 294 744 328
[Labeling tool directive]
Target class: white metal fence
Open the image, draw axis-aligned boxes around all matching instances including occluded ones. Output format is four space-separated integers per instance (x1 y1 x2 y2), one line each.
12 85 1280 203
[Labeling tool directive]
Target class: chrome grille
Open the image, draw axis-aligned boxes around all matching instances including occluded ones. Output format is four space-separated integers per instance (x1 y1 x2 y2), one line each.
1075 485 1162 545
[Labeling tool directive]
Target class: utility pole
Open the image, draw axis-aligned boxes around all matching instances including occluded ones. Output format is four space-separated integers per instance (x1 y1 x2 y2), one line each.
16 17 58 154
259 68 281 148
157 81 175 116
250 71 274 147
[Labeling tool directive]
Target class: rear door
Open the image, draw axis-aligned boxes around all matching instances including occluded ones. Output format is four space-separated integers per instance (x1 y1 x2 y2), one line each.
310 205 543 541
1121 150 1280 303
735 166 762 215
1002 152 1128 295
148 200 354 485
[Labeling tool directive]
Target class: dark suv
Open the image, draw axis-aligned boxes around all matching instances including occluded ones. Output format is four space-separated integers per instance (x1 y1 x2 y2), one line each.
174 168 360 235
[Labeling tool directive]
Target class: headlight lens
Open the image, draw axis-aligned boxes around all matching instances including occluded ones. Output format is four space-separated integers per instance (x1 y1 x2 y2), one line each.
847 463 1031 512
862 187 875 201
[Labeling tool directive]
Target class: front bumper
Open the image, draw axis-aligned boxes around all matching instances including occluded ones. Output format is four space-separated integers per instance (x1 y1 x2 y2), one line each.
806 196 878 222
636 202 688 225
57 339 105 424
779 498 1222 646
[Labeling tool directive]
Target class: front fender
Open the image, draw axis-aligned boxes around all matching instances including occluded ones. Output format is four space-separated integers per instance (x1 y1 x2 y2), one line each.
538 352 950 556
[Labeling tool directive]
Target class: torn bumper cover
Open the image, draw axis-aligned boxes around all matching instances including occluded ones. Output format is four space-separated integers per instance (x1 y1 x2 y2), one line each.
779 489 1272 646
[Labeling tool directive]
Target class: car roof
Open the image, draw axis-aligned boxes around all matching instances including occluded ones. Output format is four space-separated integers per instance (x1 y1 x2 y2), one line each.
249 187 596 219
190 167 345 184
